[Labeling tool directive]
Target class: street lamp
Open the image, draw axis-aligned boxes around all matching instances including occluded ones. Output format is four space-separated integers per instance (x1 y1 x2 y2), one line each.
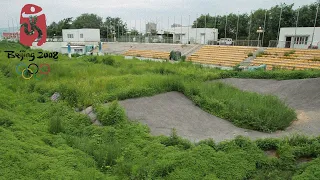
112 31 116 42
147 31 151 43
257 27 264 47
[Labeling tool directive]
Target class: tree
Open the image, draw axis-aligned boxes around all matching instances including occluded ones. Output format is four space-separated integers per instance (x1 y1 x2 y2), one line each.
73 13 103 29
47 17 73 37
101 17 127 39
191 3 306 46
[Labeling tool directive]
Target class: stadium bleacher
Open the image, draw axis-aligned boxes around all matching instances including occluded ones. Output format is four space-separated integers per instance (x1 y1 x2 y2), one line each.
251 48 320 70
188 45 258 67
123 49 170 60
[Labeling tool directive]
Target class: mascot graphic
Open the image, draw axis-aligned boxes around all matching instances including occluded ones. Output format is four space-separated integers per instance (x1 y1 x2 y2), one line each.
20 4 47 47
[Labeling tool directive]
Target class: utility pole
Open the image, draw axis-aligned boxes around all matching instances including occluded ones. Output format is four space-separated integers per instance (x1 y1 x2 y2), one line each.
311 0 320 48
236 12 240 43
225 14 228 38
293 7 300 49
262 10 267 47
277 4 283 42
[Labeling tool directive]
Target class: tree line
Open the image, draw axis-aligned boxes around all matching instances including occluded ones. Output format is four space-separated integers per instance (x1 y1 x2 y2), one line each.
47 2 320 46
193 2 320 46
46 14 139 39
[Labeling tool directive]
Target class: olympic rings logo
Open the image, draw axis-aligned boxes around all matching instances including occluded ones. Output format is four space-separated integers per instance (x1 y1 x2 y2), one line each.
16 62 51 80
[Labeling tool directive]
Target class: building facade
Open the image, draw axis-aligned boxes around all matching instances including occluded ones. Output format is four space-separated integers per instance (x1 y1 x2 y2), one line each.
278 27 320 49
159 27 218 44
146 23 157 33
62 29 100 42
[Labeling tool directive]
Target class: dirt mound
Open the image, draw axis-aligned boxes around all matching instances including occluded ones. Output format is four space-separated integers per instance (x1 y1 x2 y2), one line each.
220 78 320 138
115 78 320 142
220 78 320 110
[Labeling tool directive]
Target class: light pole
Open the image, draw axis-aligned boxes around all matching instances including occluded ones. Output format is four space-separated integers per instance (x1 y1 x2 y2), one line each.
127 31 131 42
257 27 264 47
112 31 116 42
311 0 320 48
147 31 151 43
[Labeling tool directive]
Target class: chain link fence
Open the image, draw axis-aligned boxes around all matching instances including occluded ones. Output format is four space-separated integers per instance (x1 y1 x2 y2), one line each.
100 36 261 47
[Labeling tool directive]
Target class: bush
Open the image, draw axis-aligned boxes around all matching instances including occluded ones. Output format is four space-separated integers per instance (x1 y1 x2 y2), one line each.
284 52 290 56
87 56 98 63
96 101 126 126
170 51 182 61
181 56 186 62
248 52 253 57
256 51 265 57
71 53 81 58
102 56 115 66
160 128 193 150
48 115 63 134
58 84 79 107
233 64 242 72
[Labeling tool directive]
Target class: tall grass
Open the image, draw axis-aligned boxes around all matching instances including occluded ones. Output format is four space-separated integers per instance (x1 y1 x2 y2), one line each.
0 46 298 131
0 42 320 179
182 81 296 132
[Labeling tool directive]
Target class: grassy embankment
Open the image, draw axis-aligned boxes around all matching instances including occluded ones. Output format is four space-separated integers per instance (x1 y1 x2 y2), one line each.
1 41 320 179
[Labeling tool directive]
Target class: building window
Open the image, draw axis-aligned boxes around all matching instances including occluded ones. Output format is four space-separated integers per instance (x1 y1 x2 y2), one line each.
294 36 308 45
67 34 74 38
74 49 83 53
80 34 83 38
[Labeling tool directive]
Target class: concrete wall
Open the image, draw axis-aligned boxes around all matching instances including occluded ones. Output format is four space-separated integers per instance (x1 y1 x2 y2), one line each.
62 29 100 42
61 46 86 54
31 42 67 52
279 27 320 48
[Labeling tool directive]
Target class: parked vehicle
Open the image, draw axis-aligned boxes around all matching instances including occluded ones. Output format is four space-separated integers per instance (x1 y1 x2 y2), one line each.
218 38 233 45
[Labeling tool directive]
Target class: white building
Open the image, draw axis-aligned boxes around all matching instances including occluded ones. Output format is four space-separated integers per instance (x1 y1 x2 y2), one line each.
278 27 320 49
62 29 100 42
158 27 218 44
32 29 100 55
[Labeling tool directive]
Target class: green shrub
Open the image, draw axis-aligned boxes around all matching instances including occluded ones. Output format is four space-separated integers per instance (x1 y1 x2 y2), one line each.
233 64 242 72
161 128 193 150
48 115 63 134
87 56 98 63
58 84 79 107
196 138 216 149
256 138 281 150
96 101 126 126
256 51 265 57
284 51 295 57
248 52 253 57
289 50 296 54
102 56 115 66
71 53 81 58
0 117 13 127
181 55 186 62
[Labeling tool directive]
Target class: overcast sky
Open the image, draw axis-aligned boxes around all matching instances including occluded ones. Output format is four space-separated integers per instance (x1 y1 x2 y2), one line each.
0 0 317 31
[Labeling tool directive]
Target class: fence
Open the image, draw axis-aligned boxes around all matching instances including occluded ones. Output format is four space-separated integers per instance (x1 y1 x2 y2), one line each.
268 40 320 49
100 36 261 47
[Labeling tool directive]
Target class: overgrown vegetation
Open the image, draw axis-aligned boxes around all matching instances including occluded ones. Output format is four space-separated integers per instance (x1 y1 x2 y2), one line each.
1 41 320 179
256 51 266 57
284 50 296 57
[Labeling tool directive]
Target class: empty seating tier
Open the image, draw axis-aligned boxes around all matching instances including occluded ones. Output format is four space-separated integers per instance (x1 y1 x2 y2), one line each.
123 50 170 60
251 48 320 70
188 45 258 67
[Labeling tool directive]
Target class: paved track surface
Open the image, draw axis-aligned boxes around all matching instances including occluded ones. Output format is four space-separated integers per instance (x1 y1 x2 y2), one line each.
118 78 320 142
